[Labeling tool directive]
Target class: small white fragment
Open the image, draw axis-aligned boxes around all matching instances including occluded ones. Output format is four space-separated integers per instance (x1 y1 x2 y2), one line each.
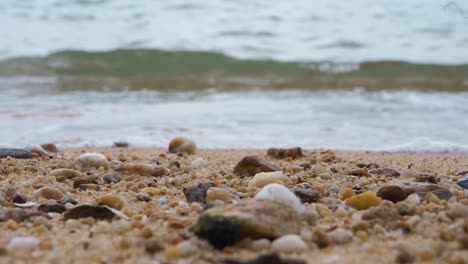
190 157 206 168
272 234 308 253
104 206 130 220
8 237 40 251
14 202 37 208
248 171 288 188
176 240 196 257
75 153 109 169
255 183 305 214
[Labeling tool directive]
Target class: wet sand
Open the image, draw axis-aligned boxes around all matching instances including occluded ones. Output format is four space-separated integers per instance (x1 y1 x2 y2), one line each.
1 148 468 263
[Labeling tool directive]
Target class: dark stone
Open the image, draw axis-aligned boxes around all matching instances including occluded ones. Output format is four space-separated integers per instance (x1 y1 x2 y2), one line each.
145 239 163 254
136 193 152 202
113 141 129 148
63 205 116 220
40 143 58 153
377 185 407 203
38 203 67 214
12 193 27 204
222 253 305 264
292 184 321 203
369 167 400 177
233 155 281 177
414 173 438 184
0 148 33 159
103 172 121 184
395 249 416 263
0 208 28 222
356 163 379 169
183 181 215 203
57 198 78 205
456 176 468 189
457 170 468 176
267 147 303 159
73 177 98 189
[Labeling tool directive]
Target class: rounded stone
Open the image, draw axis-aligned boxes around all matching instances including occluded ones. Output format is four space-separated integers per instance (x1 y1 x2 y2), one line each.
33 186 63 200
97 194 125 210
377 185 407 203
345 191 382 210
168 137 196 154
248 171 288 188
271 234 308 253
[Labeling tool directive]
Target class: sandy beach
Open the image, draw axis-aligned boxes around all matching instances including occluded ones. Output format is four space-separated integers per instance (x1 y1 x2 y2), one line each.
1 146 468 263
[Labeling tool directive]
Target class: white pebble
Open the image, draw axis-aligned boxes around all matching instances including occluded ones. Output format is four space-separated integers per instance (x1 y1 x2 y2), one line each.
190 157 206 168
272 234 308 253
75 153 109 169
255 183 304 214
176 240 196 257
251 238 271 251
329 228 353 245
248 171 288 188
8 237 40 251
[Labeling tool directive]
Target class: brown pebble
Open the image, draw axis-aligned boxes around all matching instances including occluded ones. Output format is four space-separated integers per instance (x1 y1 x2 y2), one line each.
377 185 407 203
40 143 58 153
292 184 321 203
233 155 282 177
361 205 399 228
73 177 99 189
267 147 303 159
12 193 27 204
414 173 438 183
145 239 163 254
97 194 125 210
136 193 152 202
182 181 215 204
33 186 63 200
103 172 121 184
396 249 416 263
369 167 401 177
348 168 369 176
38 203 67 214
113 142 129 148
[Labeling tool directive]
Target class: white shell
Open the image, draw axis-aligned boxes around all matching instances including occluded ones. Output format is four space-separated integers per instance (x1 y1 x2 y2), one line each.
255 183 304 214
14 202 37 208
248 171 287 188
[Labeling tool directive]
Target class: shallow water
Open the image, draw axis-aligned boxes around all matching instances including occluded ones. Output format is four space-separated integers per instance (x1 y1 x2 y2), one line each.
1 87 467 151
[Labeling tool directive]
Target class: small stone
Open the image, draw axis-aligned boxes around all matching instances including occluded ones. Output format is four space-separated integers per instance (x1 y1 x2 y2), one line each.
457 170 468 176
340 188 355 200
396 249 416 263
191 199 300 249
57 198 78 205
369 167 401 177
292 184 321 203
168 137 197 154
33 186 63 200
0 208 28 222
356 163 379 169
97 194 125 210
63 205 127 220
165 245 181 260
136 193 152 202
255 183 305 214
406 183 448 194
248 171 288 188
447 203 468 219
144 239 163 254
233 155 281 177
103 172 121 183
0 148 33 159
7 237 40 251
183 181 215 204
12 193 27 204
267 147 303 159
251 238 271 251
361 205 399 228
51 169 85 181
113 141 129 148
348 168 368 176
73 177 98 189
75 153 109 169
191 157 206 168
271 234 308 253
345 191 382 210
329 228 353 245
176 240 196 257
414 173 438 183
206 187 232 203
38 203 67 214
377 185 407 203
40 143 58 153
141 187 165 195
456 176 468 189
116 163 170 177
415 190 452 201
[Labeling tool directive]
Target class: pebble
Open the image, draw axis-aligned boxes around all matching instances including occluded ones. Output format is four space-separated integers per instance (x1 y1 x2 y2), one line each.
329 228 354 245
63 205 126 220
248 171 288 188
33 186 63 200
116 163 170 177
183 181 215 204
75 153 109 169
377 185 407 203
222 253 306 264
369 167 401 177
414 173 438 183
38 203 67 214
271 234 308 253
136 193 152 202
348 168 369 176
267 147 303 159
40 143 58 153
12 193 27 204
416 190 452 201
457 170 468 176
0 148 33 159
340 188 355 200
190 157 206 168
292 184 322 203
206 187 231 203
456 176 468 189
57 198 78 205
103 172 121 183
251 238 271 251
7 237 40 251
233 155 282 177
345 191 382 210
255 183 305 214
97 194 125 210
113 141 129 148
406 183 448 194
447 203 468 219
0 208 28 222
176 240 196 257
50 168 85 181
168 137 197 154
25 144 52 157
192 199 300 249
73 177 98 189
361 205 399 228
